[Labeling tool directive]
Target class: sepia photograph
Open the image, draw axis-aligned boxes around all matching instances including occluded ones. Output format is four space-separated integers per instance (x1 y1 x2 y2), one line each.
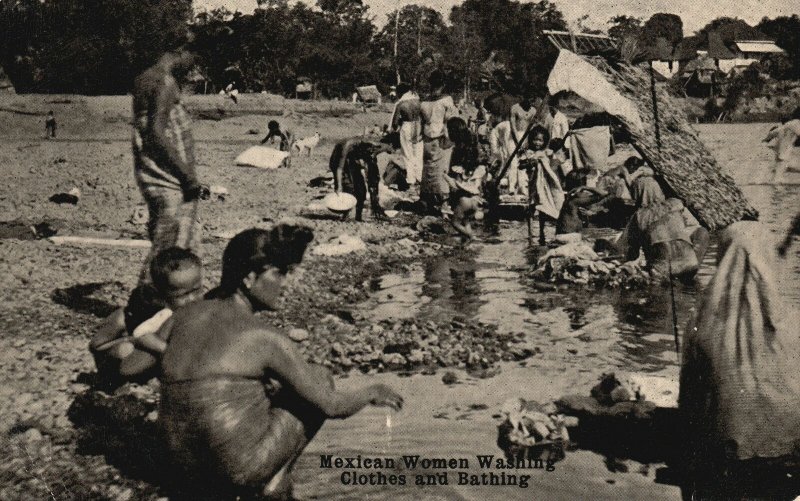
1 0 799 499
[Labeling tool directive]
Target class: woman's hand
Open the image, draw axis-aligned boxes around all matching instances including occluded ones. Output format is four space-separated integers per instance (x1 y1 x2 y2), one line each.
369 384 404 411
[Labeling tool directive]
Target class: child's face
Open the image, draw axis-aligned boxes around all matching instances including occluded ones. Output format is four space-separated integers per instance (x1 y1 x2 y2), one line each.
163 266 203 309
530 133 547 151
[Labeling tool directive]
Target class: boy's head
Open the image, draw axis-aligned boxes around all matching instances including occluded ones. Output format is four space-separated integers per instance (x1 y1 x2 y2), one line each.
428 69 445 91
268 120 280 132
396 83 411 97
47 110 54 117
150 247 203 309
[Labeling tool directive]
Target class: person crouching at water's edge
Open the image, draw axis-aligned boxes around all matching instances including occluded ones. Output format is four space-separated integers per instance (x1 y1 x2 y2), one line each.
158 224 402 500
330 138 393 221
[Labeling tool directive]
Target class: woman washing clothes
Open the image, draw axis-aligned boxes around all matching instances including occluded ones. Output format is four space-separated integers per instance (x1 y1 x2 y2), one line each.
614 176 709 281
556 157 653 234
680 222 800 499
158 225 403 500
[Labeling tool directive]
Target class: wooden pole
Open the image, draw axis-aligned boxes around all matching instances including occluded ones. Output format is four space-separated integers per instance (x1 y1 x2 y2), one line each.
649 62 662 149
526 185 534 246
394 10 400 85
417 10 422 56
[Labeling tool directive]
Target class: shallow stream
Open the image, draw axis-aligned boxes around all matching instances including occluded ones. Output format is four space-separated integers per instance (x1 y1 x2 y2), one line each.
293 124 799 500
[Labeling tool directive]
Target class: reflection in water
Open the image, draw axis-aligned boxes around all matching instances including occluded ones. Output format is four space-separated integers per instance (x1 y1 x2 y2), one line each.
367 228 702 372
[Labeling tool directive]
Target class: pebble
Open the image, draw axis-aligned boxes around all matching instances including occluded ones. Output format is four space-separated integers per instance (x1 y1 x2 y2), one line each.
22 428 43 442
288 328 309 342
442 372 459 385
381 353 406 366
108 485 134 501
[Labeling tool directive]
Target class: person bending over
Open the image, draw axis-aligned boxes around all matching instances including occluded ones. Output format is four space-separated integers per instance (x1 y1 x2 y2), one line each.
330 137 393 221
616 177 709 281
158 225 403 500
261 120 292 152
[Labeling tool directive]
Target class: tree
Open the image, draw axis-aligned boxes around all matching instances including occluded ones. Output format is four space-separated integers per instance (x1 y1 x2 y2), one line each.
448 0 566 96
608 15 642 41
373 5 449 86
0 0 192 93
641 13 683 45
576 15 602 35
446 6 488 98
757 15 800 79
696 17 765 47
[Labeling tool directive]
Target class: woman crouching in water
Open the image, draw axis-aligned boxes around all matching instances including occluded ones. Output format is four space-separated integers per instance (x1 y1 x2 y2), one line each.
159 224 403 500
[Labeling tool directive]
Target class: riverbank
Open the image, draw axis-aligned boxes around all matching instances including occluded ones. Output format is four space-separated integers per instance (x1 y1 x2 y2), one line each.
1 95 798 499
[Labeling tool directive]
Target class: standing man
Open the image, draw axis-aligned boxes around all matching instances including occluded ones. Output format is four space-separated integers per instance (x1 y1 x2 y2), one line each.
132 50 203 285
391 83 423 185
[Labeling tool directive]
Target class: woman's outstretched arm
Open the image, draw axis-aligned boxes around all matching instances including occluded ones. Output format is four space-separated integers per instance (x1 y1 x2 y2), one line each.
254 329 403 418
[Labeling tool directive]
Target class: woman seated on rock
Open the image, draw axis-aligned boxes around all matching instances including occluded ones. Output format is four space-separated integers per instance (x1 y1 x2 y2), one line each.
614 177 709 281
158 224 403 500
680 222 800 499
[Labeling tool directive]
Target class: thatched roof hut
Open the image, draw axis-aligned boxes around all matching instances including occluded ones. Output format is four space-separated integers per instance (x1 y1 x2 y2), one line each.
356 85 382 103
547 49 757 230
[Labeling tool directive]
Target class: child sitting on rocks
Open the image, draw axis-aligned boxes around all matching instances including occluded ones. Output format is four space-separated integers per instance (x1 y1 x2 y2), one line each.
90 248 203 390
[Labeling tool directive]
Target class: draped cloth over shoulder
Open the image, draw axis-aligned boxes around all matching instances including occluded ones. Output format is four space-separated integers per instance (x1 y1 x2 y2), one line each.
680 222 800 467
160 376 319 493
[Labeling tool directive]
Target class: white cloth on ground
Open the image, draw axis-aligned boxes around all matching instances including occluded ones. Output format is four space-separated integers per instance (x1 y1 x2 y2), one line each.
235 146 290 169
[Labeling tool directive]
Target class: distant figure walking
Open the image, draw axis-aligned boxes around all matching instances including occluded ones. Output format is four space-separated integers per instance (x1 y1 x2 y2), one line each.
132 49 203 286
45 110 57 139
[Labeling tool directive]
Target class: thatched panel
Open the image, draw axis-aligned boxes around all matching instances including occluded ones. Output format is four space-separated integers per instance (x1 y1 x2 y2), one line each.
577 54 758 230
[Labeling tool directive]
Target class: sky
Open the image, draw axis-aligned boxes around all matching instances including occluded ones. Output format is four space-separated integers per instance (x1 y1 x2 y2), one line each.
195 0 800 34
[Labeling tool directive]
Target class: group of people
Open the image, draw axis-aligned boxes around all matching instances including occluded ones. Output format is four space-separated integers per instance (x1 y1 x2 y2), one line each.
89 49 403 499
85 46 800 499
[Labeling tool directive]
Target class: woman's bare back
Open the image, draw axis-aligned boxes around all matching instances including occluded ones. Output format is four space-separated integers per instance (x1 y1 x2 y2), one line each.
161 298 281 382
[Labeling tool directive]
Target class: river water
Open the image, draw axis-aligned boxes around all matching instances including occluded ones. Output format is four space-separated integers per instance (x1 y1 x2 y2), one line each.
292 124 800 500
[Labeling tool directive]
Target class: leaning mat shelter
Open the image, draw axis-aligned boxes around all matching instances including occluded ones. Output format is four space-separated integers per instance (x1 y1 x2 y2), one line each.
547 49 758 231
